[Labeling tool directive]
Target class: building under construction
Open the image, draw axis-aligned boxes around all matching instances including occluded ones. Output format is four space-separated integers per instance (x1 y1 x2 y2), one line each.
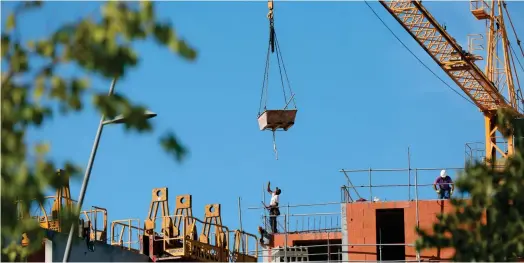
18 0 524 261
252 0 523 261
251 166 461 262
23 181 259 262
252 0 523 260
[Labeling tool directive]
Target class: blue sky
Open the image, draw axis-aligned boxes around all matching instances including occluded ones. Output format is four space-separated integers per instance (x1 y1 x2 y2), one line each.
3 0 524 248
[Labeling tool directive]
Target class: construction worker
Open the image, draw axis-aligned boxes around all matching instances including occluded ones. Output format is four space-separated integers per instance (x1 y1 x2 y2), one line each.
265 181 281 233
433 169 454 199
258 226 271 246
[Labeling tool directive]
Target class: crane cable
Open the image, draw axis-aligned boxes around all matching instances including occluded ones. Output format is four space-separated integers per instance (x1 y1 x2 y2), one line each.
503 2 524 59
363 0 478 108
508 44 524 112
258 3 296 117
502 1 524 111
509 46 524 112
259 1 296 160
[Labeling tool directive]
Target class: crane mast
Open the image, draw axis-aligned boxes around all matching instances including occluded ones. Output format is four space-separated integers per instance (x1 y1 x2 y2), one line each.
481 0 521 163
379 0 523 167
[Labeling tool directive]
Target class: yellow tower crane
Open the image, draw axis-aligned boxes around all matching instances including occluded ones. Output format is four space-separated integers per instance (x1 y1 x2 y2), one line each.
379 0 524 167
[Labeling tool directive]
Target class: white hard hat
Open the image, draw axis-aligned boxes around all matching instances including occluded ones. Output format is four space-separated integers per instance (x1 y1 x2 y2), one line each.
440 169 447 178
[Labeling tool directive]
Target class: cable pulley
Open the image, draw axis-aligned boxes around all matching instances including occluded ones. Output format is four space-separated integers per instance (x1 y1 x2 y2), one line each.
257 0 298 160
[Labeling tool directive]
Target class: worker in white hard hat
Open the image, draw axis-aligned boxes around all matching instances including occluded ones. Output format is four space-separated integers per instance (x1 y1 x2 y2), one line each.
433 169 454 199
264 181 281 234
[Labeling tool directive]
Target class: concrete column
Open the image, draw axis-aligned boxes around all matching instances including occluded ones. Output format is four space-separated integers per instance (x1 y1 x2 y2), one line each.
341 203 349 262
45 239 53 263
263 246 272 262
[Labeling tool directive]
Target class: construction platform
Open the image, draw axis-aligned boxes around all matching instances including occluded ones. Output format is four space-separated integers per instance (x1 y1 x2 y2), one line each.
20 175 258 262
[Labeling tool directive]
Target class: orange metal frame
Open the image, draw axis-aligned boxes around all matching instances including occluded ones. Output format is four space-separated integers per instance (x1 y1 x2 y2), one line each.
19 170 109 248
114 187 258 262
379 0 522 165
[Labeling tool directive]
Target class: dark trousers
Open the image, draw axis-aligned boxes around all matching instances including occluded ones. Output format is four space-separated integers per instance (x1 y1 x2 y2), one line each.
439 189 451 199
269 208 280 233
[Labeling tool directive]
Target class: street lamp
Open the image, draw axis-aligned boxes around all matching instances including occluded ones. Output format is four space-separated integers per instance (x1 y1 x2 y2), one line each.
62 79 157 262
102 110 157 125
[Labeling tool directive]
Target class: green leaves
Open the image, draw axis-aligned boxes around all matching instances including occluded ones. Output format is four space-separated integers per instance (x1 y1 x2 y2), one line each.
160 132 188 162
11 43 29 73
6 14 16 31
153 23 197 60
173 39 197 60
2 0 196 259
1 34 10 58
140 1 154 23
416 110 524 261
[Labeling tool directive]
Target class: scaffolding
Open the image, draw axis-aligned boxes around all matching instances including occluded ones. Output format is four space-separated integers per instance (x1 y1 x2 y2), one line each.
249 166 465 262
21 184 259 262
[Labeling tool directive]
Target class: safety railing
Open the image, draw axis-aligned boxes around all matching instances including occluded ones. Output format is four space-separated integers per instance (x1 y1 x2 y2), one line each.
20 196 78 232
341 186 353 203
81 206 108 243
339 167 466 203
152 214 198 259
249 201 342 238
263 212 341 234
108 213 259 262
253 242 434 262
182 215 231 262
110 219 143 251
229 230 259 262
465 142 510 171
465 141 485 165
147 214 252 262
470 0 490 14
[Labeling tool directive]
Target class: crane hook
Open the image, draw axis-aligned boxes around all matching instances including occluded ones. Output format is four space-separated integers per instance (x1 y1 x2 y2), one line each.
267 0 274 21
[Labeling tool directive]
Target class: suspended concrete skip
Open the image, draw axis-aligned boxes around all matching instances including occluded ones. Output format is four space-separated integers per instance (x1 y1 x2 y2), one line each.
257 0 298 160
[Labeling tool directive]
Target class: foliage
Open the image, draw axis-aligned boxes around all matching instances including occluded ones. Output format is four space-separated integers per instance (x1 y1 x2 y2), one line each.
1 1 196 260
415 108 524 261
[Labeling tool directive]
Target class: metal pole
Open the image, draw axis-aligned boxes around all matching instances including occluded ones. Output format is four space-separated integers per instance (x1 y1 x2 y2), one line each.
263 184 267 229
368 168 372 201
327 231 330 262
284 203 289 262
94 210 97 244
415 169 421 262
284 214 288 262
128 220 132 250
63 78 117 262
287 203 290 234
238 197 245 252
379 228 383 262
408 146 412 200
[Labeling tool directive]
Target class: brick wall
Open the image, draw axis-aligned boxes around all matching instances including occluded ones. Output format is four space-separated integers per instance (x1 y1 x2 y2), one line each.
345 200 455 261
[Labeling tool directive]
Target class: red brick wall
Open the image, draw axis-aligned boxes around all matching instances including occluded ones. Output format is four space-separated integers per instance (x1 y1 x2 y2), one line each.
345 200 455 261
268 200 480 261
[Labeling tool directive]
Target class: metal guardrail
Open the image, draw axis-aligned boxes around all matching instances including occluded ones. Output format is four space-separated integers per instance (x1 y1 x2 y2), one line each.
263 212 341 234
111 219 143 251
255 242 423 262
109 214 258 262
339 167 465 202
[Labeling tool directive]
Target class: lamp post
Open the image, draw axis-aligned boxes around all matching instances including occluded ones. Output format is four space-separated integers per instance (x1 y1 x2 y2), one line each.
62 78 157 262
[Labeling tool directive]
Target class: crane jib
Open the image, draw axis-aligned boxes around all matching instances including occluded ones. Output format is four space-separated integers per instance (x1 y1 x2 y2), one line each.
378 0 521 116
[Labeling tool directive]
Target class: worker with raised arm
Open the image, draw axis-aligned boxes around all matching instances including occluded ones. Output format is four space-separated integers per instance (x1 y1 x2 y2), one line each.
265 181 281 233
433 169 454 199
